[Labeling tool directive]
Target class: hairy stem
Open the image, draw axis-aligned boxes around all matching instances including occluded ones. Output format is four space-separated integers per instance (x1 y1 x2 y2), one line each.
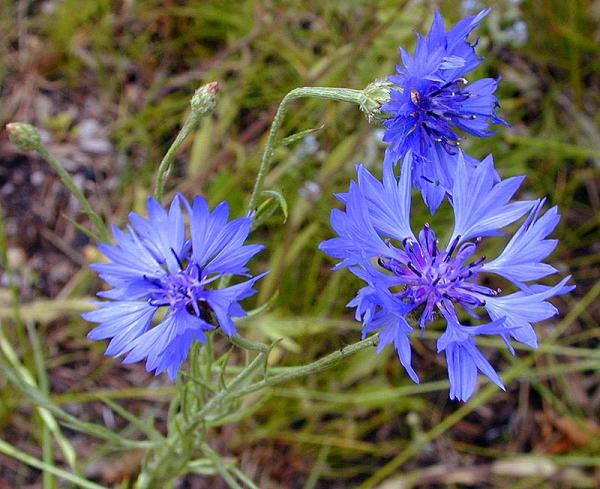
36 146 109 242
154 112 203 202
247 86 364 213
154 82 219 202
232 334 379 398
134 334 378 488
229 334 270 353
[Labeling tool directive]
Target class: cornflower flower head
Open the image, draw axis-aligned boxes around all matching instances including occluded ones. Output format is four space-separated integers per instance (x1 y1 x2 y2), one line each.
382 9 508 212
83 195 266 379
320 152 573 401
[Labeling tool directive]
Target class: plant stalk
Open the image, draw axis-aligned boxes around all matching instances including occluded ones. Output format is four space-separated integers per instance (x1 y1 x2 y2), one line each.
154 82 219 202
247 86 365 213
37 146 109 242
134 334 378 488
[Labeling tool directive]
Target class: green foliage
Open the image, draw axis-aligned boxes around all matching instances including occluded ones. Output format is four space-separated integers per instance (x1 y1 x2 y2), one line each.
0 0 598 487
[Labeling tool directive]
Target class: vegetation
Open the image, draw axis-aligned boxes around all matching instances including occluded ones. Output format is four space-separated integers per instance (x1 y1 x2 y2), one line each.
0 1 598 487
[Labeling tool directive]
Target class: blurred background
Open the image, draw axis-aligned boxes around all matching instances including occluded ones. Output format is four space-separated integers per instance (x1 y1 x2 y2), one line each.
0 0 599 487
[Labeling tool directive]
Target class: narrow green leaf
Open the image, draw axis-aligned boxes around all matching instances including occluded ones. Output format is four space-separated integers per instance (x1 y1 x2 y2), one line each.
98 395 164 442
200 443 243 489
261 190 288 220
253 189 289 228
61 213 103 242
27 322 78 473
275 124 324 148
0 353 154 449
0 438 106 489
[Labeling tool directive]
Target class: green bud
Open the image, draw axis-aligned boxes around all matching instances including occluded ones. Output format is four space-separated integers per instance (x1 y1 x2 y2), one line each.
190 81 219 116
359 79 393 122
5 122 42 151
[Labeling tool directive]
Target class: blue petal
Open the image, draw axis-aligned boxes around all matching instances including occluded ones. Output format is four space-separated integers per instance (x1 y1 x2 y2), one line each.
412 145 476 213
445 341 477 401
128 196 187 274
84 301 157 357
483 200 560 284
185 196 262 277
443 338 504 402
349 285 379 324
366 309 419 383
446 9 490 49
95 279 157 301
450 152 534 243
455 78 509 134
357 152 416 241
319 180 398 268
204 272 268 336
187 197 230 266
123 307 214 378
94 226 164 284
436 308 506 401
483 276 574 349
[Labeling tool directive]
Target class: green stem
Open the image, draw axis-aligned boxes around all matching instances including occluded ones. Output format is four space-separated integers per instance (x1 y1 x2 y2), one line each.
154 111 203 202
135 334 378 488
232 334 379 399
228 334 270 353
154 82 218 202
200 443 243 489
36 146 109 242
247 87 364 212
136 352 267 488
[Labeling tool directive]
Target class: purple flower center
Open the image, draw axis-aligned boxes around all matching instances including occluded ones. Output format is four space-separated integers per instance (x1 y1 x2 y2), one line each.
143 258 215 318
380 225 497 326
406 78 474 152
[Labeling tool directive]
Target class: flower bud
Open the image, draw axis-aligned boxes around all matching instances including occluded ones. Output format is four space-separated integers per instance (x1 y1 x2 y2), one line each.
5 122 42 151
359 79 393 122
190 81 219 116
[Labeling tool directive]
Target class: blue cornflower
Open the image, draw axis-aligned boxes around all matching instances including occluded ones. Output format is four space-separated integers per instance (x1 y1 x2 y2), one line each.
320 152 573 401
83 195 266 379
382 9 508 212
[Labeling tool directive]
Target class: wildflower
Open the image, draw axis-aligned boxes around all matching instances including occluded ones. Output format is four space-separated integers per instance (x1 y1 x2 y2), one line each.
320 152 573 401
83 195 266 379
382 9 508 212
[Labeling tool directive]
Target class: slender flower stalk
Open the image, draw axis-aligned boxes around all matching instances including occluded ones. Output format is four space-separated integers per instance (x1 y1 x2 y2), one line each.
320 151 573 401
134 333 380 488
6 122 109 242
247 85 389 213
154 82 219 202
